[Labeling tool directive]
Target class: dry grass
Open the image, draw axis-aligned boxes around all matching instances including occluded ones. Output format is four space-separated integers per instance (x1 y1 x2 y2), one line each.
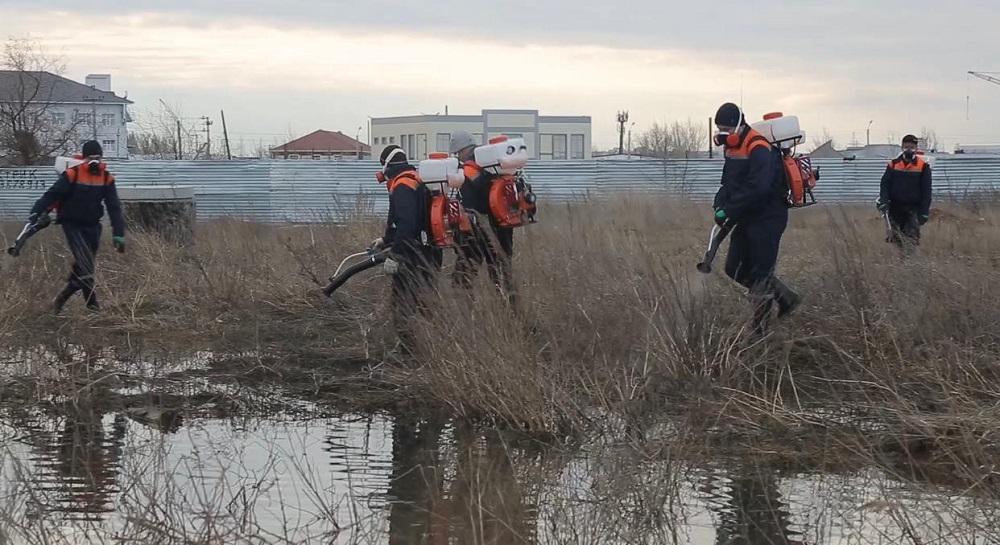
3 194 1000 502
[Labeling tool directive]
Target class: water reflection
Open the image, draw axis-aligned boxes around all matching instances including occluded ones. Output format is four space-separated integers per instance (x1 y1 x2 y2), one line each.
0 404 993 544
19 402 127 523
386 414 447 544
704 466 806 545
379 416 541 544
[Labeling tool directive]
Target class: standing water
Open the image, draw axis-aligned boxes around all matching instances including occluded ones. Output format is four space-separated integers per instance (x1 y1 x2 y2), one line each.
0 403 994 544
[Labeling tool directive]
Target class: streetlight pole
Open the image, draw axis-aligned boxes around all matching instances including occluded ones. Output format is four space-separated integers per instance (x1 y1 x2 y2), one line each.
866 120 873 146
366 116 372 157
627 121 635 158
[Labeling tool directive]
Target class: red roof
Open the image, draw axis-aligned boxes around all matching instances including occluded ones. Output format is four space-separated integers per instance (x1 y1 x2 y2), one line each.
271 129 370 153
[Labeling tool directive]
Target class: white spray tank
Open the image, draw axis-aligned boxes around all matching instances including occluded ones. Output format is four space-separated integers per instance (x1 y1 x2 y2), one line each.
474 135 529 175
752 112 805 148
54 154 84 174
417 152 465 191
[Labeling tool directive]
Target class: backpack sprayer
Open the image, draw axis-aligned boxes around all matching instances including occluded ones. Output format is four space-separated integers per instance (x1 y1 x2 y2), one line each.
6 155 88 258
696 112 818 273
696 218 736 273
322 245 390 297
7 213 52 257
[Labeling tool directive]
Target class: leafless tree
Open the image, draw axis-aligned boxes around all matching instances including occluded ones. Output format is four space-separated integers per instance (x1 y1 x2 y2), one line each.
810 127 836 151
920 126 940 152
129 100 230 160
129 103 187 159
634 119 704 158
0 37 87 165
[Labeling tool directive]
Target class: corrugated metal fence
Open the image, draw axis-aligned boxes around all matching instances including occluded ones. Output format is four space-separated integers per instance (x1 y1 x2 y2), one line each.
1 156 998 223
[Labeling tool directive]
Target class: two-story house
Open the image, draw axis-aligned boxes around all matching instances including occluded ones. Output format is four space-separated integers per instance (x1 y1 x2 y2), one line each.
0 71 132 161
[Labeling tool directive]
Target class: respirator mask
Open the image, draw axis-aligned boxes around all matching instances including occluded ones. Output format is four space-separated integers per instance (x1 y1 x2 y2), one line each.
714 104 744 148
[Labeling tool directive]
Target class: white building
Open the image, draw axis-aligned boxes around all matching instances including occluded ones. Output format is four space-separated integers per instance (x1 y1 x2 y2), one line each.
0 71 132 161
370 109 592 161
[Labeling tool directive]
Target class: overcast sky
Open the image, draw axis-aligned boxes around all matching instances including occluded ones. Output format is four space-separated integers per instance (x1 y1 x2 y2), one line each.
3 1 998 153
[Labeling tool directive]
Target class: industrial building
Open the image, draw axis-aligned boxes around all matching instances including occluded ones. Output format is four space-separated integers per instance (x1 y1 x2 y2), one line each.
370 109 592 161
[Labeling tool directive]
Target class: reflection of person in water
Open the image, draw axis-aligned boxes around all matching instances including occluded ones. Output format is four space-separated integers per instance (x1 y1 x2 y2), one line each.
448 422 534 545
386 415 447 544
711 466 805 545
28 401 127 522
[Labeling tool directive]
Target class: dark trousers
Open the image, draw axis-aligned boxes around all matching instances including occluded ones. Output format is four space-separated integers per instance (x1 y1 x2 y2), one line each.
59 221 102 307
887 206 920 252
725 208 789 332
452 216 515 306
391 249 442 355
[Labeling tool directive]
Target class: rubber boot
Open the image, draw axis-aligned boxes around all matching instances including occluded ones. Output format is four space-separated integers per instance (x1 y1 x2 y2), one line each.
770 277 801 319
53 284 79 315
81 284 100 312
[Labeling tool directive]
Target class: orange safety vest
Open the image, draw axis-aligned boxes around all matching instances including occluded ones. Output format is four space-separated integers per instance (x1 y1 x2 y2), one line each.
387 170 419 193
462 160 483 180
45 163 114 213
723 127 771 159
889 155 927 172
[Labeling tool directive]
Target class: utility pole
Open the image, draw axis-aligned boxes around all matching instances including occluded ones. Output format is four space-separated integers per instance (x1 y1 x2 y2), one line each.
616 110 629 155
708 117 713 159
201 116 213 159
220 110 232 159
158 98 185 160
83 96 104 143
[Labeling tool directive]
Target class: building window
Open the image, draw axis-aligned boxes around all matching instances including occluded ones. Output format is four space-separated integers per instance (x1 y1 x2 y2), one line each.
51 112 66 125
101 113 115 126
417 134 427 158
74 111 91 123
312 154 322 160
288 154 300 159
436 133 450 154
102 140 117 153
553 134 567 160
388 136 395 144
539 134 553 160
571 134 585 159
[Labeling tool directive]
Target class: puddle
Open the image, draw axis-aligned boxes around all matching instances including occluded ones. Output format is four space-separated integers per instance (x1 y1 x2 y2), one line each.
0 405 993 544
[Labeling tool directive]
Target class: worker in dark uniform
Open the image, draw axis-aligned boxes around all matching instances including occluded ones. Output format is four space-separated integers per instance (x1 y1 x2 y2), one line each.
448 130 516 307
711 103 800 336
374 145 443 358
877 134 932 253
30 140 125 314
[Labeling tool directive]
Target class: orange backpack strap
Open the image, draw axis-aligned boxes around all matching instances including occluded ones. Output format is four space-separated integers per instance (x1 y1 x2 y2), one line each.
389 171 419 192
745 134 771 153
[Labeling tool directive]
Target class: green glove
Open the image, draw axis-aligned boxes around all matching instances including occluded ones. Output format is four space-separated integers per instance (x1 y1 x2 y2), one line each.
714 208 727 227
